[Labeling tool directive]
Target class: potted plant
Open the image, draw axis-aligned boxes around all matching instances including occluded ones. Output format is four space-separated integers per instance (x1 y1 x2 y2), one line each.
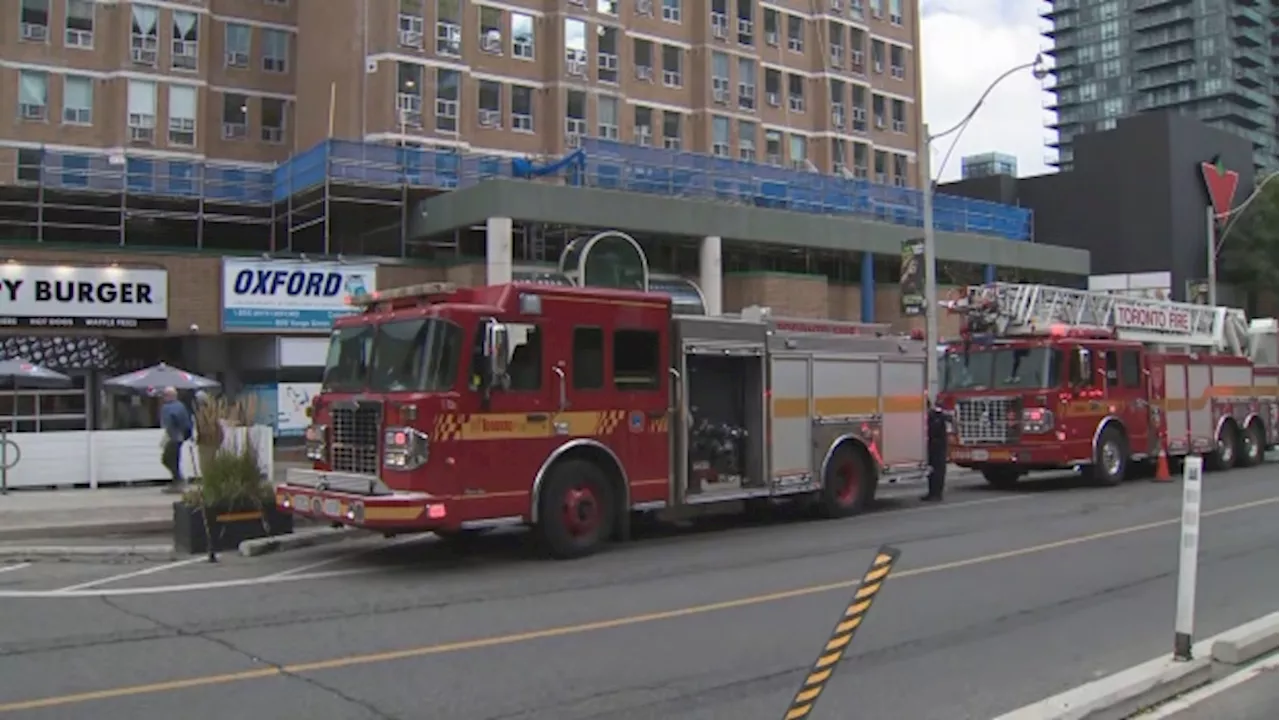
174 396 292 558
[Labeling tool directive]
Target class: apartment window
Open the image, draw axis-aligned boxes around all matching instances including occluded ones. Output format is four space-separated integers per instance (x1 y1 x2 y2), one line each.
477 80 502 128
565 19 587 77
399 0 424 48
789 134 807 170
263 29 289 72
871 39 884 73
850 28 865 72
852 142 868 177
711 52 730 104
736 0 754 45
831 138 846 175
127 80 157 144
888 0 902 25
873 149 886 183
479 7 502 54
19 0 49 42
222 93 248 140
131 5 159 66
891 98 905 132
661 110 681 150
786 14 803 52
225 23 250 67
661 45 682 87
764 68 781 106
661 0 681 23
711 115 730 157
396 62 423 128
869 0 881 17
763 8 779 46
565 90 587 146
850 0 864 20
851 86 867 131
737 57 756 111
512 13 534 59
18 71 48 121
262 97 286 143
872 94 886 130
830 78 845 128
62 74 92 125
889 45 904 79
765 129 782 165
172 11 199 71
597 95 619 140
598 27 619 84
828 21 844 67
511 84 534 131
787 73 805 112
436 0 461 55
435 68 459 132
711 0 728 40
65 0 93 48
625 106 647 147
634 39 654 82
167 85 197 147
737 119 756 161
892 153 907 187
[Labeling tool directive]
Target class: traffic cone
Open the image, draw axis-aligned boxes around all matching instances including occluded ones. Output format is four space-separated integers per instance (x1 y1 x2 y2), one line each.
1152 447 1172 483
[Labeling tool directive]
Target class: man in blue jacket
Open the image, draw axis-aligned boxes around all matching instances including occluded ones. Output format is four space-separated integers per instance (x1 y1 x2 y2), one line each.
159 387 193 494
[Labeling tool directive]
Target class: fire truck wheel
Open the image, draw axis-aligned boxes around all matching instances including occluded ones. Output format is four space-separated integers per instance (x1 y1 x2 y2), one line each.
981 468 1022 489
1240 421 1265 468
1208 421 1239 471
1088 426 1128 486
537 459 616 560
818 444 872 519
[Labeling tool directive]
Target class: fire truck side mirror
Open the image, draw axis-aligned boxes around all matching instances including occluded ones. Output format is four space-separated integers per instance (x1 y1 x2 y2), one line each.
484 319 510 387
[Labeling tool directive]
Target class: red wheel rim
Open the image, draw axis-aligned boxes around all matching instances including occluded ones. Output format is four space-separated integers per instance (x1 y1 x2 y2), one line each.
561 485 600 537
835 460 858 505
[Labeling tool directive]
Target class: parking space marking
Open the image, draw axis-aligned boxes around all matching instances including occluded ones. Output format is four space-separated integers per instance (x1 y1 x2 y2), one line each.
266 534 433 579
0 563 31 575
53 557 209 593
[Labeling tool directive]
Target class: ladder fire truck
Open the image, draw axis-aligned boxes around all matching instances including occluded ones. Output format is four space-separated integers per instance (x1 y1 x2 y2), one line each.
938 283 1278 487
277 281 930 559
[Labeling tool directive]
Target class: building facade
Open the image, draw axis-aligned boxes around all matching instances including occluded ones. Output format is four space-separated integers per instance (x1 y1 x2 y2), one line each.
960 151 1018 179
1043 0 1278 176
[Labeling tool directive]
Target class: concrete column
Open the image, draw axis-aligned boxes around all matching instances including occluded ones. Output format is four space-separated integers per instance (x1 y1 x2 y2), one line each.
699 235 723 316
485 216 513 286
984 264 997 284
860 252 875 323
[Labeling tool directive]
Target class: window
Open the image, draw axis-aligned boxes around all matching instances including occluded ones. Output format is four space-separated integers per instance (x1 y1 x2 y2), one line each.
127 80 156 143
597 26 619 84
511 84 534 131
572 327 604 390
891 98 905 132
168 84 197 146
662 0 681 23
634 39 654 81
735 0 754 45
396 62 423 128
1068 348 1092 387
16 148 40 183
851 86 867 131
765 129 782 164
873 149 886 183
850 28 866 71
566 89 586 144
737 119 756 161
872 93 886 129
435 68 459 132
634 105 653 146
871 39 885 72
477 80 502 128
1103 351 1120 388
131 4 159 65
263 29 289 72
888 0 902 24
0 374 89 433
436 0 461 55
661 44 682 87
65 0 93 48
711 115 730 157
889 45 904 79
852 142 868 177
1120 351 1142 388
786 14 803 52
891 153 907 186
479 6 501 53
764 67 781 106
869 0 881 16
62 75 92 124
737 57 756 110
662 110 681 150
763 8 779 46
787 73 805 112
512 13 534 58
711 51 730 103
597 0 618 16
597 95 618 140
225 23 250 67
789 134 806 169
18 71 48 121
613 330 659 390
830 138 846 174
262 97 286 143
19 0 49 42
398 0 424 47
505 323 542 391
564 19 586 77
221 93 248 140
828 20 844 67
172 11 198 71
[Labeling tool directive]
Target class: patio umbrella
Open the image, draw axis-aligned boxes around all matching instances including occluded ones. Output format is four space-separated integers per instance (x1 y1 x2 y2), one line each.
104 363 221 395
0 359 72 494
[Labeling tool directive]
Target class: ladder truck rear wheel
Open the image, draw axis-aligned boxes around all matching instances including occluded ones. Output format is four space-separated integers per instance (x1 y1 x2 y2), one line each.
1240 420 1266 468
1088 427 1128 486
1207 421 1239 471
817 444 873 519
536 459 615 560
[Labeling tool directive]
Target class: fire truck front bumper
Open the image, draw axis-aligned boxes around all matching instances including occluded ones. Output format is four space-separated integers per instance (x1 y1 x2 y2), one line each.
276 468 449 532
949 445 1084 470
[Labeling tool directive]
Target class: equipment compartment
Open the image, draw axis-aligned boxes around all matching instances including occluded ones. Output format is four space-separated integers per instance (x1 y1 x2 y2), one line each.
685 353 766 494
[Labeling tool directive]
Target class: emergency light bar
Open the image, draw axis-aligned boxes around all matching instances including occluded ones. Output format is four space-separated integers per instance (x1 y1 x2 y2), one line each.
346 282 457 307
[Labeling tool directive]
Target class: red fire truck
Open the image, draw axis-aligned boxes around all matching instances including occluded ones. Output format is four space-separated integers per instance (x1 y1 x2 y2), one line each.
939 283 1278 487
276 281 930 558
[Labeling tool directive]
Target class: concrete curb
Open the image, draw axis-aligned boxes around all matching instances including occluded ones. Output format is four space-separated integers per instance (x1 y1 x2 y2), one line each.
0 519 171 543
0 544 176 561
239 526 358 557
993 613 1280 720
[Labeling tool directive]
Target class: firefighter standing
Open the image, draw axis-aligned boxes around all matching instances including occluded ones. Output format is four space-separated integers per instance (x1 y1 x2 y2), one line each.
922 402 948 502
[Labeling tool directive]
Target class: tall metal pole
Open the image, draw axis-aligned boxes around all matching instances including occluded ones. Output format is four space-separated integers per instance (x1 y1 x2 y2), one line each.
1205 205 1217 307
920 123 938 401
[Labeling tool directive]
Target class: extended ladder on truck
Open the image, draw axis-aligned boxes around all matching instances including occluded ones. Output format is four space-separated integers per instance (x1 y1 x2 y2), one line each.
947 282 1254 356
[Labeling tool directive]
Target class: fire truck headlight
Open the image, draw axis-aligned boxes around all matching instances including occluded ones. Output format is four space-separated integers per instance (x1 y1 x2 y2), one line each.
304 424 327 461
383 427 430 471
1021 408 1055 435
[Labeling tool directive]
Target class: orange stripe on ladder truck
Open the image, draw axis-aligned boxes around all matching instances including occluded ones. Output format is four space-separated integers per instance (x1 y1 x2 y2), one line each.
781 545 902 720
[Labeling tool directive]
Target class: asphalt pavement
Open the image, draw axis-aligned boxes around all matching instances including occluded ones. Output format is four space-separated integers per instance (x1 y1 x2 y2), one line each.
1151 662 1278 720
0 463 1275 720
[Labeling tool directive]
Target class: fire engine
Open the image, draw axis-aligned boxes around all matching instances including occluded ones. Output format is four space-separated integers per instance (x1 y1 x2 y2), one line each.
938 282 1278 487
275 281 930 558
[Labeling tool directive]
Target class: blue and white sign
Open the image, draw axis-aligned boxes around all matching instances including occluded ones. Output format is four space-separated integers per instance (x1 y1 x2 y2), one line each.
222 259 377 332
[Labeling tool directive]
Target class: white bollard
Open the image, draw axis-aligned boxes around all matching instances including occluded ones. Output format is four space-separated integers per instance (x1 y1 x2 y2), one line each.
1174 455 1204 661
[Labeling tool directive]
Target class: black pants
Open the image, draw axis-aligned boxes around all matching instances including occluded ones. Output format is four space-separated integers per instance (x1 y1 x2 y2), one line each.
161 440 183 484
927 444 947 497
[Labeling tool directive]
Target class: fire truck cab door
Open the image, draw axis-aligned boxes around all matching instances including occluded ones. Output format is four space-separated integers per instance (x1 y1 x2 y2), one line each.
1101 347 1150 460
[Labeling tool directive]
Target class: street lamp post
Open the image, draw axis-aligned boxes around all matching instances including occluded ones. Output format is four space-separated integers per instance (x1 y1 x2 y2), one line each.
920 55 1049 401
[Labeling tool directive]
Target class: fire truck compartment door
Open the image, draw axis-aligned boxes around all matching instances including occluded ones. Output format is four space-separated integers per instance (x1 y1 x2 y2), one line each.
1187 363 1212 442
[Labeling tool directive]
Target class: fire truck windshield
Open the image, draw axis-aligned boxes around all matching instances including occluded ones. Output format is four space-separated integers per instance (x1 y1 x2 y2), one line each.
322 318 464 392
942 347 1060 392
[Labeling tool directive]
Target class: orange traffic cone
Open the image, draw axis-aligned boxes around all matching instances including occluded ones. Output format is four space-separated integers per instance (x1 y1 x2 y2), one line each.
1152 447 1172 483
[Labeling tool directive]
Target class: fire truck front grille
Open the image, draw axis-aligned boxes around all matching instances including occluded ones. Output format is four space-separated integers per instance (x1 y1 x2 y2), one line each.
956 397 1017 445
330 403 382 475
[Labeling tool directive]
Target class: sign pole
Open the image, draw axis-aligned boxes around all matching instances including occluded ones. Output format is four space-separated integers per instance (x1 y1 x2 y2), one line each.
1205 206 1217 308
1174 455 1203 661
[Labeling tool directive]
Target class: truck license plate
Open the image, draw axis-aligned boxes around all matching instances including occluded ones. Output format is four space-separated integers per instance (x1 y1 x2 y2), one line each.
971 449 989 461
323 499 341 517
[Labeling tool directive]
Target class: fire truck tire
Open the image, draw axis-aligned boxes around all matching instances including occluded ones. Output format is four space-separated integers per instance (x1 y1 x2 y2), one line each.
981 468 1022 489
1240 421 1265 468
1207 421 1239 471
536 459 616 560
817 443 873 519
1088 427 1128 486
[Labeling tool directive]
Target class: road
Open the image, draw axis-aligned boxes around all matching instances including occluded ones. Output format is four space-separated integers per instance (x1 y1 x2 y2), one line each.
1139 658 1278 720
0 464 1275 720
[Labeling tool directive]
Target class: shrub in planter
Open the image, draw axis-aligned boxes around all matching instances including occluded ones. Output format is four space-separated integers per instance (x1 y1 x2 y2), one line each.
175 434 291 557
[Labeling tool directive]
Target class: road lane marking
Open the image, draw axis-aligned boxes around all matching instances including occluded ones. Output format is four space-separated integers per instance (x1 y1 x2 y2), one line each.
0 495 1272 715
0 563 31 575
53 558 209 593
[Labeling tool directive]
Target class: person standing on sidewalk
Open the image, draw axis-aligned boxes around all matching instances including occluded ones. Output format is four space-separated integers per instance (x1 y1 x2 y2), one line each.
159 387 193 494
922 402 949 502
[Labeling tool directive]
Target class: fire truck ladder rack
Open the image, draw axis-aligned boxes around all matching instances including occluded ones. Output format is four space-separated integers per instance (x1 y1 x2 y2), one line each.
951 283 1253 356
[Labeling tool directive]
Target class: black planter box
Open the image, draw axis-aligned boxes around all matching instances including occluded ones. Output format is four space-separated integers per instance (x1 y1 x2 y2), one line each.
173 501 294 555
